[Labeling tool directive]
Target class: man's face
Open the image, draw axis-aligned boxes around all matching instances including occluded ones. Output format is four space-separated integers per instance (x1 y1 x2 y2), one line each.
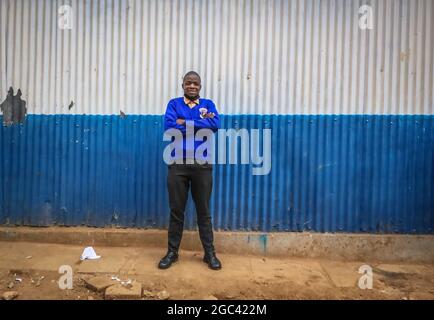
182 74 201 98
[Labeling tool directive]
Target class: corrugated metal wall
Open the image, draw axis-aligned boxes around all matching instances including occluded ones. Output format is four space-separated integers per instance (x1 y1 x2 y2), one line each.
0 0 433 234
1 114 433 233
1 0 433 115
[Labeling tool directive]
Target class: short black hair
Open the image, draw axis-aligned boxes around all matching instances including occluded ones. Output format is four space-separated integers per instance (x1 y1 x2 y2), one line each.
183 71 201 82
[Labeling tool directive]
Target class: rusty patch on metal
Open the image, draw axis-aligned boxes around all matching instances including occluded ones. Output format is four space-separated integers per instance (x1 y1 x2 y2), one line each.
0 87 27 125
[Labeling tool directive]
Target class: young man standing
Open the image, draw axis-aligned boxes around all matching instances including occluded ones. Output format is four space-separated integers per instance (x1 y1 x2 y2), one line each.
159 71 222 270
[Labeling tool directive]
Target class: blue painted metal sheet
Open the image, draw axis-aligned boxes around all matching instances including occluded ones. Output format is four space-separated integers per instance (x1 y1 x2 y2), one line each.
0 114 433 233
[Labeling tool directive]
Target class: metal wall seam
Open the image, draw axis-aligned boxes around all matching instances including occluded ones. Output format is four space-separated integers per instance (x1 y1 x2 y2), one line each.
0 0 433 115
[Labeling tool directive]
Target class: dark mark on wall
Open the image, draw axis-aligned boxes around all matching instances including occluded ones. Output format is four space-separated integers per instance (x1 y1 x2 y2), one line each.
68 100 74 110
0 87 27 125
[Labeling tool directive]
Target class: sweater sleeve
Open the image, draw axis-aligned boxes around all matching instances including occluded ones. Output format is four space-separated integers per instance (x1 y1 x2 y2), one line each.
193 100 220 132
164 100 186 134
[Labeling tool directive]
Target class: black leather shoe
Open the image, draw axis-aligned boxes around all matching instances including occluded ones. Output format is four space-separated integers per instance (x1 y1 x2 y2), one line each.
158 251 178 269
203 253 222 270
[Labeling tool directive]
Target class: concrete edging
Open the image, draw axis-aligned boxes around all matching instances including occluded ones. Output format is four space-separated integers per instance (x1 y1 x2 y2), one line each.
0 227 433 263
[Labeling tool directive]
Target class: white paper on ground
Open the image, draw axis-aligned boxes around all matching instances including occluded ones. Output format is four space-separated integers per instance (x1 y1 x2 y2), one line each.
80 247 101 260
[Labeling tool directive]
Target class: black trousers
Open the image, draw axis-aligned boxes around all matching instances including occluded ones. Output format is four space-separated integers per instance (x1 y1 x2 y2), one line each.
167 163 215 254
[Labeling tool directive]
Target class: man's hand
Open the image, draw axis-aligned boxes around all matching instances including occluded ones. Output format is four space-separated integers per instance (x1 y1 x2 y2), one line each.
176 118 186 125
202 112 215 119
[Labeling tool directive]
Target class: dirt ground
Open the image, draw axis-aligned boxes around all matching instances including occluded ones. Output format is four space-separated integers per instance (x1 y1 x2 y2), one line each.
0 241 433 300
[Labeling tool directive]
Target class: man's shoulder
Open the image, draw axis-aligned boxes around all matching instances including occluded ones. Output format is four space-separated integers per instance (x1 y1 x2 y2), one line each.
199 98 215 106
168 97 184 104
